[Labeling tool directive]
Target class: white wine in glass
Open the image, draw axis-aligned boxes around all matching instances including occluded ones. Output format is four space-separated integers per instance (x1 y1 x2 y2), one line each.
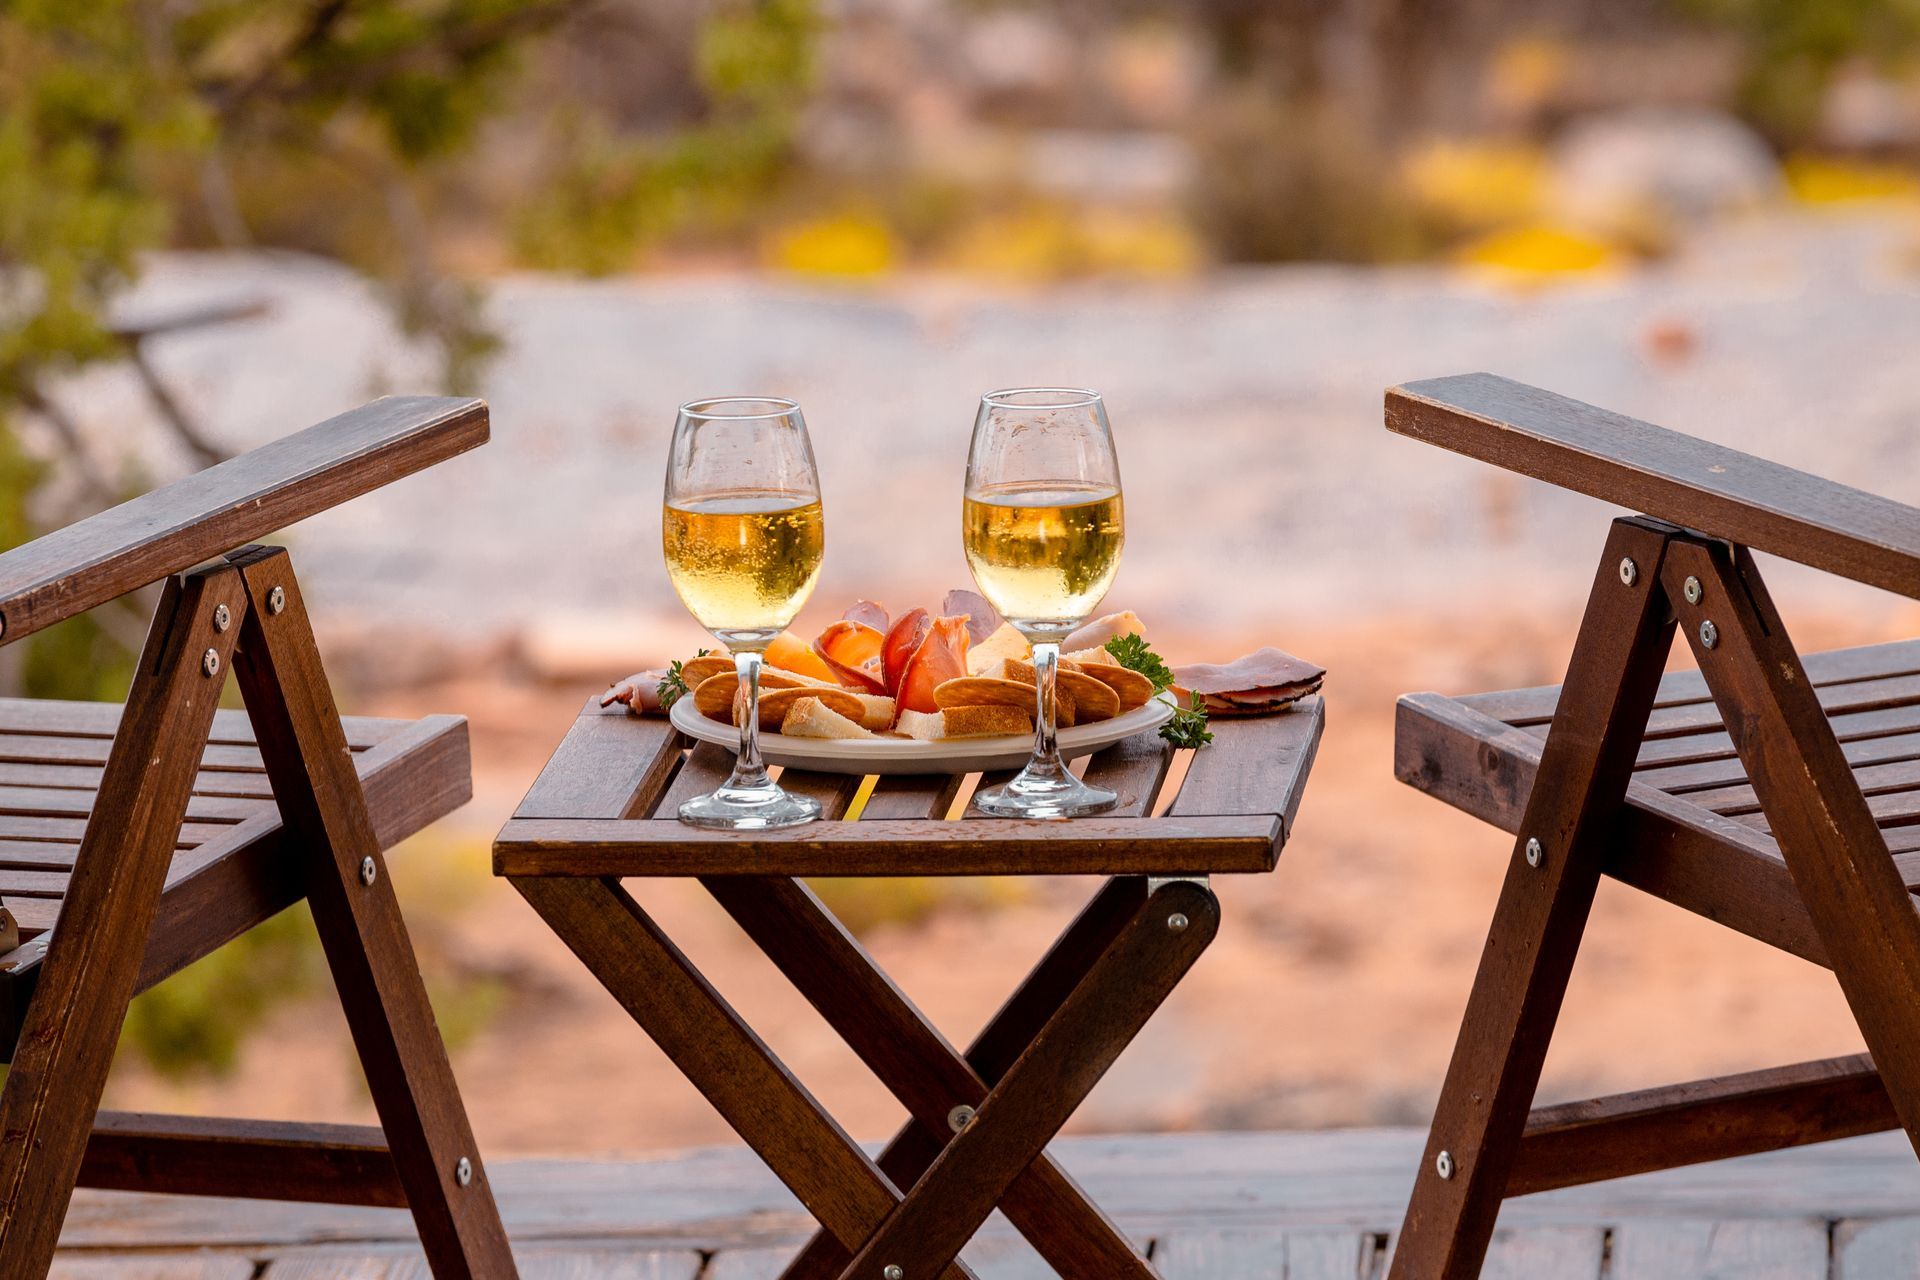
663 397 825 829
963 388 1125 818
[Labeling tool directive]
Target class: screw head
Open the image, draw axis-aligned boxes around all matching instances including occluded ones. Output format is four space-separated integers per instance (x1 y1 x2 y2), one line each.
1683 576 1703 605
359 856 378 886
1436 1150 1455 1180
1618 557 1638 587
947 1104 976 1133
212 603 231 633
884 1268 904 1280
201 648 221 678
1700 620 1719 650
455 1156 473 1187
1524 837 1544 868
267 585 286 615
1167 912 1190 932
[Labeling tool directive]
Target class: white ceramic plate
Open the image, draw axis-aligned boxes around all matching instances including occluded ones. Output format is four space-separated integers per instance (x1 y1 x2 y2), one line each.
670 690 1176 775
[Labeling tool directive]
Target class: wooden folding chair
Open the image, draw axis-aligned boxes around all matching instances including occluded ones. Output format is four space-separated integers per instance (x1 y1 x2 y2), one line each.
0 398 517 1278
1383 374 1920 1278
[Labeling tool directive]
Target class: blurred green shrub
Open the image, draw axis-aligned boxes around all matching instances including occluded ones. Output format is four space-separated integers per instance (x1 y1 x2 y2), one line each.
1188 92 1438 265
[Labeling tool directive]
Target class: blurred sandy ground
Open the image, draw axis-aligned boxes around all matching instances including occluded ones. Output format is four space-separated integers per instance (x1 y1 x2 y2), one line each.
84 210 1920 1154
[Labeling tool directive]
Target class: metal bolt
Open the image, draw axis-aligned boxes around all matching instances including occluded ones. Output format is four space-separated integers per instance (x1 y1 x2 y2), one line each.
1524 837 1543 869
359 856 378 886
201 648 221 678
455 1156 473 1187
1618 557 1638 587
884 1268 904 1280
1167 912 1190 932
267 585 286 615
1436 1150 1455 1180
948 1104 976 1133
212 603 231 632
1683 576 1703 605
1700 620 1719 650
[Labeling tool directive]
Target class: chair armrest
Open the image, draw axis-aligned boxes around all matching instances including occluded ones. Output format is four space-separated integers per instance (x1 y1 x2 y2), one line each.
0 395 486 643
1387 373 1920 599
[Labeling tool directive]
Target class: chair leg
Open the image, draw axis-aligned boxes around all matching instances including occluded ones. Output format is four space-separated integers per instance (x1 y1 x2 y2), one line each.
1666 541 1920 1155
0 568 248 1279
227 548 517 1280
1390 518 1680 1280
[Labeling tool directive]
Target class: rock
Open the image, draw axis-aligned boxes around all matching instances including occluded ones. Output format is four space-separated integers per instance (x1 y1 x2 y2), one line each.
1550 108 1782 231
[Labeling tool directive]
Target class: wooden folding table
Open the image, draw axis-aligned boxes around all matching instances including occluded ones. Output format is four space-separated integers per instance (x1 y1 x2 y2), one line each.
494 698 1322 1277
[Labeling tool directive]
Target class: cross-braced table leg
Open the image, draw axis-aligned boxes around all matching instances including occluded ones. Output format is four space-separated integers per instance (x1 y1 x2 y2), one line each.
511 874 980 1280
707 874 1157 1278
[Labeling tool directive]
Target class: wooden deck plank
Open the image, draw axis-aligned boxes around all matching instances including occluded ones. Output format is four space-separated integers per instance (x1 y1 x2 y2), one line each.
50 1256 255 1280
1835 1218 1920 1277
256 1246 703 1278
1154 1226 1369 1277
1610 1217 1830 1278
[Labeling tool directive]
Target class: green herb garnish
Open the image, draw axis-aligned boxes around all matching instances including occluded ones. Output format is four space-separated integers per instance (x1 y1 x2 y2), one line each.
656 648 711 708
1160 692 1213 749
1104 632 1174 693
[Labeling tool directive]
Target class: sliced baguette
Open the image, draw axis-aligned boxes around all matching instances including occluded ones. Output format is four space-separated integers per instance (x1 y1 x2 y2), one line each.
780 696 875 739
894 705 1032 740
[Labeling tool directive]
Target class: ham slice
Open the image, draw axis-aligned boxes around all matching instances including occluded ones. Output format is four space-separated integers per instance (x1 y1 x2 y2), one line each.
603 670 669 715
942 589 1002 645
1172 647 1324 717
1064 611 1148 652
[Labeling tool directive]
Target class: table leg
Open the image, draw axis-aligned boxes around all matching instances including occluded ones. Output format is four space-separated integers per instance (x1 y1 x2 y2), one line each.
836 879 1219 1280
708 875 1153 1278
511 874 980 1280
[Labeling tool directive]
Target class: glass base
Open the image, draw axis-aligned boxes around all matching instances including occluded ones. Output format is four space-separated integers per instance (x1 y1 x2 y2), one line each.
678 782 822 830
973 768 1117 820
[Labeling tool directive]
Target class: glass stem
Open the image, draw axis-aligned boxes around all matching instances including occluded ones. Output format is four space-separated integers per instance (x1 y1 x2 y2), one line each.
730 649 773 790
1027 640 1069 781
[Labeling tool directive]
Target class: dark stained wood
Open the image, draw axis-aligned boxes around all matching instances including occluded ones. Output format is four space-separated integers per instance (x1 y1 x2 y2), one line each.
1169 699 1324 833
838 880 1220 1277
508 874 976 1280
1079 732 1175 819
0 398 486 645
514 702 682 821
1390 518 1680 1280
228 548 514 1278
0 567 248 1273
856 773 962 820
1394 692 1827 965
1387 373 1920 599
493 814 1281 877
1662 540 1920 1161
705 876 1154 1276
1509 1055 1894 1197
80 1113 406 1208
778 875 1153 1279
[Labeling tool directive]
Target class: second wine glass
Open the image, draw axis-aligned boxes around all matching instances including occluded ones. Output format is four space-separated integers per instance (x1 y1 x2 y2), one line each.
663 396 824 830
962 387 1125 818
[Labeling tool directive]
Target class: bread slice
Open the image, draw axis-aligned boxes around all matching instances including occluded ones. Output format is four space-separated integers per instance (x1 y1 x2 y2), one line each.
780 696 875 739
895 705 1032 741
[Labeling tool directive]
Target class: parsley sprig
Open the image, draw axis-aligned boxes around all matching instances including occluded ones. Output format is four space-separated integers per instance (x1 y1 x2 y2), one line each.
1104 632 1174 692
1104 632 1211 748
1161 692 1214 748
656 648 712 708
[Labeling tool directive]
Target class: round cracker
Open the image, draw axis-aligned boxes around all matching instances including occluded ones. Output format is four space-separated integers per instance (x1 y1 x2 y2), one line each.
749 685 866 731
1077 663 1155 711
934 676 1038 711
1055 668 1120 721
679 655 734 689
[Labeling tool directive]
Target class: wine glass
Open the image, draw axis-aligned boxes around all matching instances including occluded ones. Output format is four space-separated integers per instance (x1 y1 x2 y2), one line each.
663 397 825 829
962 387 1125 818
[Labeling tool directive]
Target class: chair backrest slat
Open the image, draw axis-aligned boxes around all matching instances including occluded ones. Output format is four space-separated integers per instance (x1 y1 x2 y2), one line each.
1387 372 1920 599
0 396 486 644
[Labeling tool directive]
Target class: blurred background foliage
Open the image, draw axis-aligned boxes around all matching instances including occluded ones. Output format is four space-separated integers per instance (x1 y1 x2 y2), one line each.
10 0 1920 1077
